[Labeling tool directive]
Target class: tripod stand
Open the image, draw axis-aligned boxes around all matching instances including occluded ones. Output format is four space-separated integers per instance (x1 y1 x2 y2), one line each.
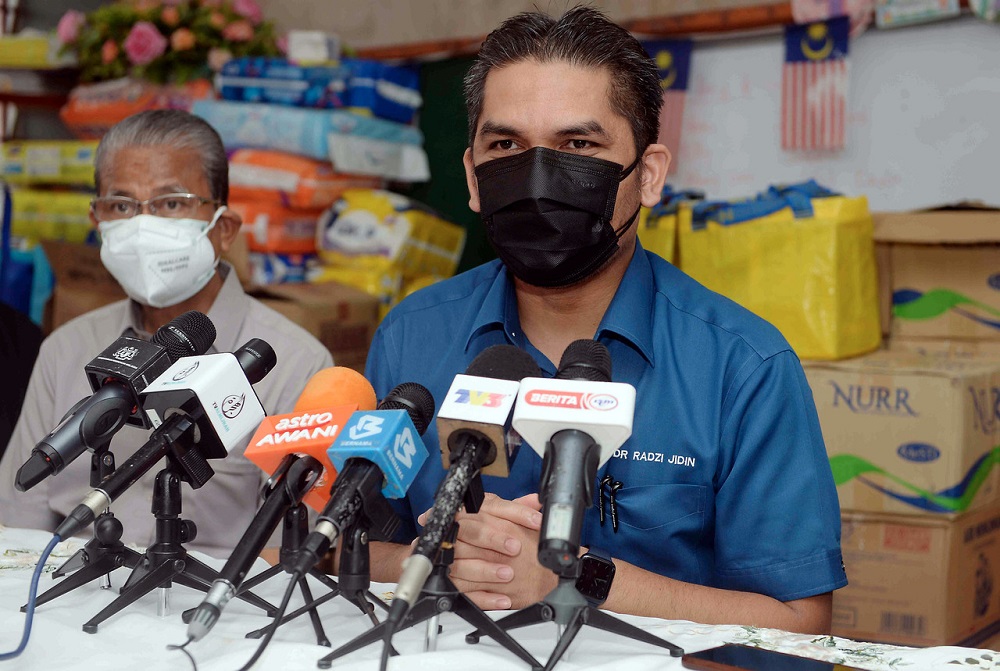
466 563 683 671
229 505 388 644
80 459 277 633
316 521 541 670
23 447 142 612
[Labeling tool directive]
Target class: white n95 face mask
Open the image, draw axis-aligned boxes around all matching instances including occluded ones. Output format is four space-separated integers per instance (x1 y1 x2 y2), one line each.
98 208 224 309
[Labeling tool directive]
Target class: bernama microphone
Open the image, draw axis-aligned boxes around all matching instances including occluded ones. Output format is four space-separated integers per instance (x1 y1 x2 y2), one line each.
516 340 635 573
185 367 378 642
53 338 275 541
285 382 435 577
15 310 216 492
388 345 540 626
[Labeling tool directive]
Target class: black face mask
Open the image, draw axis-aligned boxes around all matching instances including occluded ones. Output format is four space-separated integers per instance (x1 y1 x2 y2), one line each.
474 146 641 288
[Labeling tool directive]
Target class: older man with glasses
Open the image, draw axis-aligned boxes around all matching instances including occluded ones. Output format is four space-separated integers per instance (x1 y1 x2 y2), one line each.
0 110 333 557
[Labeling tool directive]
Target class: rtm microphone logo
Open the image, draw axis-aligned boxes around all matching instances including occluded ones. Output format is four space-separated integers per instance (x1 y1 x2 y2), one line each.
524 390 619 411
112 346 139 361
452 389 509 407
393 427 417 468
349 415 384 440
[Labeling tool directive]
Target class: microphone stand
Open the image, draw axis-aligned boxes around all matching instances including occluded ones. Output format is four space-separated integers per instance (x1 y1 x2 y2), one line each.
22 443 143 612
234 504 388 645
79 421 278 633
317 474 542 671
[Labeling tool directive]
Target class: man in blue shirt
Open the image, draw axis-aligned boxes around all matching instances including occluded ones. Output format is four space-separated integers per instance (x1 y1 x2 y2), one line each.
365 6 845 633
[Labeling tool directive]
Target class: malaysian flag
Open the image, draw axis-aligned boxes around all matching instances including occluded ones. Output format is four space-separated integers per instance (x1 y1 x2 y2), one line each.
782 17 850 151
643 39 692 174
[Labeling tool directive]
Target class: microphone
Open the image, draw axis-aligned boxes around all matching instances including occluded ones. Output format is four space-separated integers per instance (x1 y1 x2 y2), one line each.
186 454 323 642
53 339 274 541
183 368 381 642
515 340 635 572
15 311 216 491
244 367 378 512
389 345 540 625
285 382 435 576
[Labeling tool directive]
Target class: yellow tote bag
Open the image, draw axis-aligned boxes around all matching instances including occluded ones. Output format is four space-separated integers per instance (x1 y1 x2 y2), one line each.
677 181 881 360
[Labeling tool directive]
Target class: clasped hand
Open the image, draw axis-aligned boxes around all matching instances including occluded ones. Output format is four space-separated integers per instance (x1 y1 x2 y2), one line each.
416 493 558 610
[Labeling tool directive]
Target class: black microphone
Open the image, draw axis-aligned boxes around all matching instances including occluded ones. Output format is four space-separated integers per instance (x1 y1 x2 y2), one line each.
15 311 216 492
53 339 274 541
388 345 540 625
186 453 324 642
285 382 436 577
514 340 635 572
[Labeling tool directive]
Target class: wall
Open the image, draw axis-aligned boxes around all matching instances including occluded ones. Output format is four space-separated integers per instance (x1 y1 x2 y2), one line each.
255 0 771 50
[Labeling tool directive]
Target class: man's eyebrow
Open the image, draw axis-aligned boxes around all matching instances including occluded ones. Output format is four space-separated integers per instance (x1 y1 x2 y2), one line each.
554 121 610 139
478 121 522 138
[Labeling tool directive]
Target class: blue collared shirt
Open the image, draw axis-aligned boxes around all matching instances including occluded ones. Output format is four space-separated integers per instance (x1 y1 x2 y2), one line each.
366 243 847 601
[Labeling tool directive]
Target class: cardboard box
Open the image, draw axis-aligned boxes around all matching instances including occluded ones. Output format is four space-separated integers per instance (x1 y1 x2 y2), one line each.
875 205 1000 341
41 240 125 332
833 505 1000 647
887 337 1000 361
804 350 1000 516
249 280 379 373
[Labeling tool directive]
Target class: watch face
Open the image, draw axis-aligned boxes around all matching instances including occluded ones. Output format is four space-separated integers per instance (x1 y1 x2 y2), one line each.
578 555 615 601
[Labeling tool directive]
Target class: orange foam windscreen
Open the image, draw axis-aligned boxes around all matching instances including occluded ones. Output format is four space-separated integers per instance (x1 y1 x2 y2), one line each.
245 367 376 512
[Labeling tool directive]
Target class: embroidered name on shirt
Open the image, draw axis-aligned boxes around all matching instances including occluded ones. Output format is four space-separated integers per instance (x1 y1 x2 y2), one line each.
633 451 665 463
667 454 696 467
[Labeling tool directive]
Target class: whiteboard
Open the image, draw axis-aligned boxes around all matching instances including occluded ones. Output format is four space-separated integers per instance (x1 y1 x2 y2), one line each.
670 16 1000 211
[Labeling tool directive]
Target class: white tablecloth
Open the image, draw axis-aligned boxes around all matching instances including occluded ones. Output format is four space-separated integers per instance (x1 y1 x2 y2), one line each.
0 526 995 671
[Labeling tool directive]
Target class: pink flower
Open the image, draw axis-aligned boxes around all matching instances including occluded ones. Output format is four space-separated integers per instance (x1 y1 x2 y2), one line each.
170 28 196 51
123 21 168 66
56 10 86 45
207 47 233 71
232 0 263 25
222 19 254 42
208 11 226 29
101 40 119 65
276 34 288 55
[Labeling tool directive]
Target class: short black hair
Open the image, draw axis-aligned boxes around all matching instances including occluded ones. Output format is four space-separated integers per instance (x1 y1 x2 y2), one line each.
464 5 663 157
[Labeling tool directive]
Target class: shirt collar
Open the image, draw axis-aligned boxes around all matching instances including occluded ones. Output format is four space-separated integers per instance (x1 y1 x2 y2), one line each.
122 263 249 353
464 245 656 366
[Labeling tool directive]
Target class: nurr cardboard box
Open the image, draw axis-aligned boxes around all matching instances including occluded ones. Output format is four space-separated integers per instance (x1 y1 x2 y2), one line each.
833 503 1000 647
803 350 1000 517
874 204 1000 341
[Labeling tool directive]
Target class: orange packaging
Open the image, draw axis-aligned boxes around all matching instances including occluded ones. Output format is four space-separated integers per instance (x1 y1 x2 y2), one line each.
229 197 322 255
59 78 213 140
229 149 383 210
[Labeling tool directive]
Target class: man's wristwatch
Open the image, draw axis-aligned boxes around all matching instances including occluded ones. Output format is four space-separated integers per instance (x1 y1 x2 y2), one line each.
576 547 615 607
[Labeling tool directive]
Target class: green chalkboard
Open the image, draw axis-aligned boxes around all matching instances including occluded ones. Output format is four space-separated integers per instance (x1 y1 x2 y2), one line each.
400 56 496 274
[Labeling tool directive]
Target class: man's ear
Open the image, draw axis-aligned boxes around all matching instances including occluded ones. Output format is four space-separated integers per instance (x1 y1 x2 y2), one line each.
463 148 481 213
215 207 242 254
638 143 671 208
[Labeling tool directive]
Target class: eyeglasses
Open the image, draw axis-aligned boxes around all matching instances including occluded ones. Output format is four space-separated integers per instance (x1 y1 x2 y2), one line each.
91 193 219 221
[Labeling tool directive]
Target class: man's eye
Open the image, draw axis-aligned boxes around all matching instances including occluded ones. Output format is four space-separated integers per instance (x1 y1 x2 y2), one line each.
113 202 130 213
161 198 183 210
492 140 516 150
569 139 592 150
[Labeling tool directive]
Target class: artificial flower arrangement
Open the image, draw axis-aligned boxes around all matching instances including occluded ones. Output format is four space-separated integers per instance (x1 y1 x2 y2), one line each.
56 0 281 85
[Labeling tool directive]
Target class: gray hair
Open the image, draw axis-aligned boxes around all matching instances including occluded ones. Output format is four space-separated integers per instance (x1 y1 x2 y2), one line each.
94 109 229 204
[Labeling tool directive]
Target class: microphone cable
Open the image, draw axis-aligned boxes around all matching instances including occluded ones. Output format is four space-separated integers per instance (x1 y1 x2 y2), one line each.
234 569 301 671
166 637 199 671
0 534 61 660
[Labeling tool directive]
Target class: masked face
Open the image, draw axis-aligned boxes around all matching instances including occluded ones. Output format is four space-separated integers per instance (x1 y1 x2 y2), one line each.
474 147 641 288
98 208 224 309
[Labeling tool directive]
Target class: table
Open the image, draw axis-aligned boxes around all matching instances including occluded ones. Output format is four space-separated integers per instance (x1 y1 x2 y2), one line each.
0 526 994 671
